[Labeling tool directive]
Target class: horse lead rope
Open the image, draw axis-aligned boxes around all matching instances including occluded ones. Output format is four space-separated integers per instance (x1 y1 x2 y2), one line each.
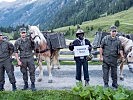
35 47 41 70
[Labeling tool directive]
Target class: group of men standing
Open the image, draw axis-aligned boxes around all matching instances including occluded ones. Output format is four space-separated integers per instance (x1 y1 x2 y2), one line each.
0 28 36 91
0 25 125 91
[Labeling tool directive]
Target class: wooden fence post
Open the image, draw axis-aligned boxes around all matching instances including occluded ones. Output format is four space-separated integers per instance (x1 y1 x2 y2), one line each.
93 48 97 58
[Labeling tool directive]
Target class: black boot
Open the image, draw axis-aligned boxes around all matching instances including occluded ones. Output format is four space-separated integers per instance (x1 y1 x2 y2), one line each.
23 82 28 90
104 83 109 88
112 83 118 89
85 80 89 86
0 84 4 91
12 83 17 91
31 82 36 91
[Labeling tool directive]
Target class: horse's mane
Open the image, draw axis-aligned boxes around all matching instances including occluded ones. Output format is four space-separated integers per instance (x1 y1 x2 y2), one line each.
31 26 47 43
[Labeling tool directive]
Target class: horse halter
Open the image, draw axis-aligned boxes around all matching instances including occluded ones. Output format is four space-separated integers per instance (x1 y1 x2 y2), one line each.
33 35 41 40
30 32 41 41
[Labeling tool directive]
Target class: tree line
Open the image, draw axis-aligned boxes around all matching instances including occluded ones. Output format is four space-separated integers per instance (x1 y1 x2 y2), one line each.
49 0 133 29
0 24 28 40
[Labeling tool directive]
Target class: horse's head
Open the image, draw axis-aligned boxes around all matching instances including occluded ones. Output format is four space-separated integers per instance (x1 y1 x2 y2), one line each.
127 47 133 62
28 25 47 49
127 46 133 72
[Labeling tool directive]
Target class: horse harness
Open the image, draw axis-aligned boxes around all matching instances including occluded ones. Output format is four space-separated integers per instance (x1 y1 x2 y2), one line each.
31 33 56 67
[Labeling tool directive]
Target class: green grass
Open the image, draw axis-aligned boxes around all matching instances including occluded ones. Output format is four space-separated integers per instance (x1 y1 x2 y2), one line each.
3 32 14 40
89 61 102 65
13 60 102 66
0 90 81 100
54 7 133 40
35 61 76 65
0 87 132 100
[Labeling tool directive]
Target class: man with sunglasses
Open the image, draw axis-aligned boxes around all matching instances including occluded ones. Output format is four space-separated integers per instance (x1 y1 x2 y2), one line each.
99 25 124 89
14 28 36 91
0 32 17 91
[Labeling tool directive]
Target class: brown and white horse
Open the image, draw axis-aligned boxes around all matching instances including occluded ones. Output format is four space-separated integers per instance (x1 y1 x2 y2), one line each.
118 36 133 80
28 25 60 83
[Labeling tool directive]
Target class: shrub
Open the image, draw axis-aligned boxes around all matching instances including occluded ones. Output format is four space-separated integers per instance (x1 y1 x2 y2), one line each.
115 20 120 27
72 82 131 100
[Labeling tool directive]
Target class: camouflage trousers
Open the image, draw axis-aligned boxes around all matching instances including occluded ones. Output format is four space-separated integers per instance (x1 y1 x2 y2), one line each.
0 58 16 85
20 56 35 83
102 61 117 85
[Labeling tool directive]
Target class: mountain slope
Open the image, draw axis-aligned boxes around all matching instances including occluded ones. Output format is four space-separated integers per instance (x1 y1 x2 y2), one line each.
0 0 64 29
51 0 133 29
54 7 133 40
0 0 133 30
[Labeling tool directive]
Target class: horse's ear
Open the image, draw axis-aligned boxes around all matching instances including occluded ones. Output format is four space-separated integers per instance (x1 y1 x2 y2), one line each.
37 24 39 28
28 25 31 29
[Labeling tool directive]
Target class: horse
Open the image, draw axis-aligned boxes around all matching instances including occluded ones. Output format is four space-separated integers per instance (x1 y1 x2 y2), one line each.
92 32 133 80
118 36 133 80
28 25 60 83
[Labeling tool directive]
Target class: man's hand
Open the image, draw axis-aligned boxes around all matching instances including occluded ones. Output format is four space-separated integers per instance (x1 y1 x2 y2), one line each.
121 57 125 62
17 60 22 67
69 42 74 51
100 56 103 62
86 54 93 61
69 42 73 46
99 48 103 62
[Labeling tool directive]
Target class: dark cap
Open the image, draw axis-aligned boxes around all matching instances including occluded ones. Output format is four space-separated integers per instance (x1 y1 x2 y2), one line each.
110 25 117 31
19 28 26 33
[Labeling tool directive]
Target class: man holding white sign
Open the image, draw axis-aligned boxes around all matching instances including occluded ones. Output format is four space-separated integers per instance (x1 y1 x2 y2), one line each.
69 28 92 86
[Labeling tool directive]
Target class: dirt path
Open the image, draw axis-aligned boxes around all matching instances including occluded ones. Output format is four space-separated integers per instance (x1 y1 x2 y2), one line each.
4 65 133 91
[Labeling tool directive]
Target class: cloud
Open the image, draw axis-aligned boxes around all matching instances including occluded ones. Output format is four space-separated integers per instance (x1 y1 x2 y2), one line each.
0 0 16 2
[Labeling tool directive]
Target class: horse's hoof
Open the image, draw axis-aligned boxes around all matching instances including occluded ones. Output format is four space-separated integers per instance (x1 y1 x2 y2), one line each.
48 80 53 83
120 77 124 81
37 78 42 82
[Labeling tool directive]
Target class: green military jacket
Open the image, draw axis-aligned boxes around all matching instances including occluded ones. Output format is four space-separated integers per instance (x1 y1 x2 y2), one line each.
0 40 14 62
100 35 122 58
14 37 34 58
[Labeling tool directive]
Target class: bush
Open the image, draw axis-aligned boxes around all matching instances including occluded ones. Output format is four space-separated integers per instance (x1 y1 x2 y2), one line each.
13 32 20 40
72 82 132 100
115 20 120 27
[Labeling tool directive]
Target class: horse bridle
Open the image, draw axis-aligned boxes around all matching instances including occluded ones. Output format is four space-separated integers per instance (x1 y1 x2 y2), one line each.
32 35 41 40
29 31 41 40
29 32 50 53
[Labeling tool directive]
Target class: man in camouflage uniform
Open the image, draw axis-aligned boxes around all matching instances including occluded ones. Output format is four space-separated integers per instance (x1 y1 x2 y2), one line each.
69 29 92 86
99 25 124 88
14 28 36 91
0 32 17 91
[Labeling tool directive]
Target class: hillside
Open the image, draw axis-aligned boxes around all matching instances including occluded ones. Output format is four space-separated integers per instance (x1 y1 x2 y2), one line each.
51 0 133 29
54 7 133 40
0 0 133 30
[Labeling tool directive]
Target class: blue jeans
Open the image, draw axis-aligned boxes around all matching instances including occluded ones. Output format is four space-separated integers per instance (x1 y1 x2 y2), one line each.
75 59 89 81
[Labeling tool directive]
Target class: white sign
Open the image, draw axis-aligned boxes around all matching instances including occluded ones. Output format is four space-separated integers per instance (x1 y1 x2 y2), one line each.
74 45 89 57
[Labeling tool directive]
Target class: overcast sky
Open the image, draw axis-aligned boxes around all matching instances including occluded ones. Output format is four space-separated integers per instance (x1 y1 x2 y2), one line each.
0 0 16 2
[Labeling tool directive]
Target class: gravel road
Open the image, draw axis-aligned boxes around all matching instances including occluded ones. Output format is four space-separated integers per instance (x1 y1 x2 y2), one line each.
4 65 133 91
